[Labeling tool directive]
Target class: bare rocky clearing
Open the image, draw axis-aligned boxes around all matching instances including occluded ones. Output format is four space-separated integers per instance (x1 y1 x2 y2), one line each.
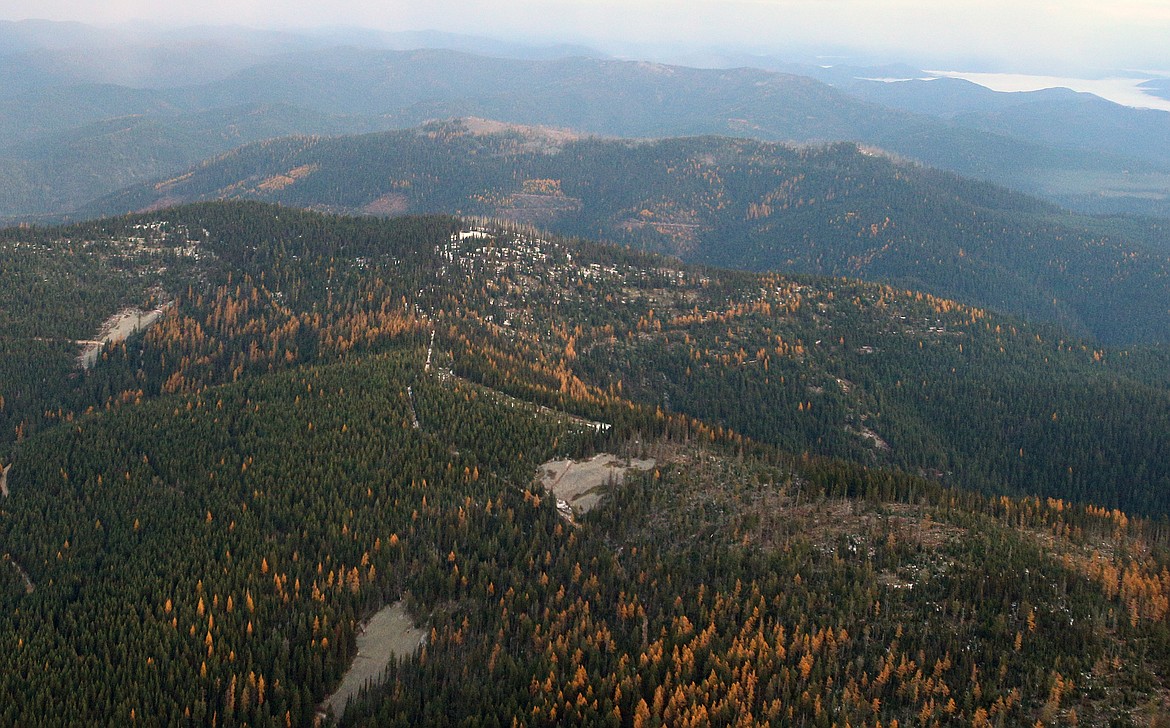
318 600 425 721
3 554 34 594
540 453 656 520
361 192 410 216
78 304 170 369
462 117 581 151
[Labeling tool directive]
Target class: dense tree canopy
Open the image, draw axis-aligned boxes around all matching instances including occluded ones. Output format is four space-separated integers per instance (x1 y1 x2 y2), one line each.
1 203 1169 725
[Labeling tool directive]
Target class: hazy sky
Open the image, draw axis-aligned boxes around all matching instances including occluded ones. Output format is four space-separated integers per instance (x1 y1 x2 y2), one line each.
2 0 1167 72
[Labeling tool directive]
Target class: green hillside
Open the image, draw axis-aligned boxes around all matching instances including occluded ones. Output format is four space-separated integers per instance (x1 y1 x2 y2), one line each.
6 203 1170 514
0 103 391 217
92 124 1170 345
2 203 1170 725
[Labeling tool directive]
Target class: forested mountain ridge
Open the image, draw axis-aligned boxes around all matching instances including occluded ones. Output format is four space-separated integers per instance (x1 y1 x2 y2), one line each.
6 27 1170 219
92 122 1170 345
3 202 1170 724
158 48 1170 216
839 77 1170 216
0 102 394 218
5 202 1170 515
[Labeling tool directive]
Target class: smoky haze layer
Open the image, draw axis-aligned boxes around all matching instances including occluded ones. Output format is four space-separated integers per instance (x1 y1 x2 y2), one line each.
2 0 1168 72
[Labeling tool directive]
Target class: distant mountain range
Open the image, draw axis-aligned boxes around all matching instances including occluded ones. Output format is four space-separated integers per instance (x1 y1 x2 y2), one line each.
89 121 1170 346
4 21 1170 219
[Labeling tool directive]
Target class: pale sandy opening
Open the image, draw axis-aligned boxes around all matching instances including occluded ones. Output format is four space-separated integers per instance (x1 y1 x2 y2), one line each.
78 304 171 369
318 600 425 720
540 453 655 520
3 554 34 594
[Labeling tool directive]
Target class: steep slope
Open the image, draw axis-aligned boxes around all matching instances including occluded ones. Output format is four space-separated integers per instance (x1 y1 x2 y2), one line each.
91 124 1170 345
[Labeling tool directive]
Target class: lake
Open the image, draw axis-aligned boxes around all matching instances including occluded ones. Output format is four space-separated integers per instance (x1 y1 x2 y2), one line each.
926 70 1170 112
